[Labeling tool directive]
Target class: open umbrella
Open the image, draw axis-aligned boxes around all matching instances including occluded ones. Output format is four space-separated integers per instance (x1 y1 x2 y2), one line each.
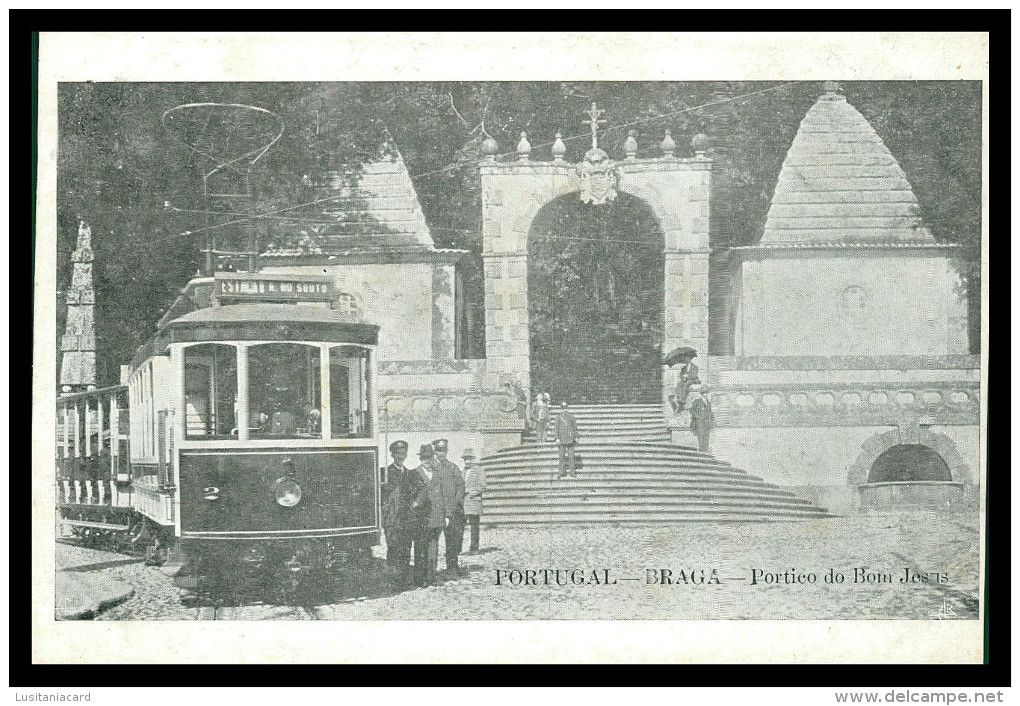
663 346 698 368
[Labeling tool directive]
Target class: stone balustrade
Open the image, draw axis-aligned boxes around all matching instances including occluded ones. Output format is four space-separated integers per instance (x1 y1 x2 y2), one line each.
707 381 979 428
378 387 522 433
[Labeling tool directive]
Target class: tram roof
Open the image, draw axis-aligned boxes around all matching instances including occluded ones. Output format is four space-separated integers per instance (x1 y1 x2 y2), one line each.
170 302 361 326
131 303 379 372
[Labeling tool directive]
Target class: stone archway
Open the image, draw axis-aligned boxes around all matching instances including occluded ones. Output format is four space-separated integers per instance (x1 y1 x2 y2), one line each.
527 192 665 404
478 152 712 407
848 428 972 485
868 444 953 483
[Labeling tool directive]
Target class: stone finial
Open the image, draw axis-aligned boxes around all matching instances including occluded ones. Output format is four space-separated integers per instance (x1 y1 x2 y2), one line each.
624 129 638 161
691 132 710 157
481 134 499 161
551 131 566 162
660 129 676 158
517 132 531 162
822 80 842 95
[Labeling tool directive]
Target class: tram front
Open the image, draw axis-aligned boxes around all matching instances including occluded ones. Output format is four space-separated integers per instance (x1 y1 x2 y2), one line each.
157 273 381 587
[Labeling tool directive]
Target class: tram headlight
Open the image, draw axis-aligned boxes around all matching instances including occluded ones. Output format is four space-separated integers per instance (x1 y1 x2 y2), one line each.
273 477 302 508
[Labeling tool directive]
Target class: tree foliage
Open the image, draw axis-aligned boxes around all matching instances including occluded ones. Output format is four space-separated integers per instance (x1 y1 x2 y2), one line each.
56 81 982 385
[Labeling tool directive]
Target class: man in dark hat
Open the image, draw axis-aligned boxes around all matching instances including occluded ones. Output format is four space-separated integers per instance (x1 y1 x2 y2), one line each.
380 440 411 580
689 386 714 453
432 438 467 576
406 443 448 588
554 401 579 478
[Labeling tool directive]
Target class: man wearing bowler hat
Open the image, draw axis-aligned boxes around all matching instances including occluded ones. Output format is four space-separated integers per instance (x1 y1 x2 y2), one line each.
406 443 448 588
432 438 467 576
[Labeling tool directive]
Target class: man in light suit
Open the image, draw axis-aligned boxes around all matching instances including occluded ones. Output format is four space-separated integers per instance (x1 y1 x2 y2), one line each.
554 401 579 478
462 448 486 554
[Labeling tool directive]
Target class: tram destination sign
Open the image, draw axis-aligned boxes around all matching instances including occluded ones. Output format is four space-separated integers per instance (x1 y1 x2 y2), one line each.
214 273 334 303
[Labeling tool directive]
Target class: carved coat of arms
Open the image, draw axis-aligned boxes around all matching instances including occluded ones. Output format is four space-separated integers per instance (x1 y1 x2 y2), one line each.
578 147 619 205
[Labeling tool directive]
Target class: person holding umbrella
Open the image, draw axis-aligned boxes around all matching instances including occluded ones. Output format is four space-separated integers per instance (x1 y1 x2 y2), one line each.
664 347 701 413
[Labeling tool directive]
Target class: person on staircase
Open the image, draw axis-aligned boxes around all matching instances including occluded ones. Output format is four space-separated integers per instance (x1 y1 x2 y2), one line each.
554 401 579 478
689 386 714 453
532 392 551 442
432 438 467 577
462 448 485 554
669 355 701 413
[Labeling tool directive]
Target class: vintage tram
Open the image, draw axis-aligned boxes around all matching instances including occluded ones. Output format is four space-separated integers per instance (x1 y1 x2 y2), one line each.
57 272 382 590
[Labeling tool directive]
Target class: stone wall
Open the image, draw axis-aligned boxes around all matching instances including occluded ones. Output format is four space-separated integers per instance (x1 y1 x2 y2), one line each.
262 262 450 361
696 354 981 514
731 250 969 357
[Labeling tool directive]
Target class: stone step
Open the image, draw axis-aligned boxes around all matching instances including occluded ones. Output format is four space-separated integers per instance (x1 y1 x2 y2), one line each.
483 507 833 524
485 464 742 479
526 422 669 431
522 433 674 444
481 501 824 518
486 440 707 455
545 419 668 427
548 408 666 416
480 405 832 524
485 465 755 482
533 423 668 433
485 444 723 458
537 426 669 435
544 415 667 424
551 404 663 410
484 478 802 496
484 497 830 513
484 450 729 468
489 459 715 471
485 490 813 507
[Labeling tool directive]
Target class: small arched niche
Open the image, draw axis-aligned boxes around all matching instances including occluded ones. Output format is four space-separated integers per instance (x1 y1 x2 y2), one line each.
867 444 953 483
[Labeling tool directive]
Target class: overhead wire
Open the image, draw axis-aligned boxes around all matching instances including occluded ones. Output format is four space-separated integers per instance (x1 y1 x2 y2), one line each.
404 82 797 182
170 82 796 238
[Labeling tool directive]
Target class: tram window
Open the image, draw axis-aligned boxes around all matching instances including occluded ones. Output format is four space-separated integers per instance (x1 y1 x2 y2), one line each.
330 346 370 438
249 344 322 439
184 344 237 439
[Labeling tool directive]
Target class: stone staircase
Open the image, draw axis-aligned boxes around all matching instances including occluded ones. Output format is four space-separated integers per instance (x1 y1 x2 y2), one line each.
524 404 671 443
484 404 834 524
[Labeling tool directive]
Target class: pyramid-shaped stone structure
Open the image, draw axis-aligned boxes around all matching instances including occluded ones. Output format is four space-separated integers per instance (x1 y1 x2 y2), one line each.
263 149 438 257
760 85 933 245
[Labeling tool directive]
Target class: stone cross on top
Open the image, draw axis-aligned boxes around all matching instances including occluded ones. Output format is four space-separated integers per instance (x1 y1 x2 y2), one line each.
583 102 606 150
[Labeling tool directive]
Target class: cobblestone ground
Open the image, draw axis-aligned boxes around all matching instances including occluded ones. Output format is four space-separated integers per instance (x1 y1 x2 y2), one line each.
69 510 979 621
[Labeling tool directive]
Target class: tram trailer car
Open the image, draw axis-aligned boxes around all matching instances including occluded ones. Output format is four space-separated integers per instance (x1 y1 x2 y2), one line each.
57 274 383 584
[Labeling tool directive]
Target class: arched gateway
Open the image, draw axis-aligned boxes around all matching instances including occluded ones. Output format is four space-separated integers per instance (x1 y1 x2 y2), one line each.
478 120 712 407
528 192 665 403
